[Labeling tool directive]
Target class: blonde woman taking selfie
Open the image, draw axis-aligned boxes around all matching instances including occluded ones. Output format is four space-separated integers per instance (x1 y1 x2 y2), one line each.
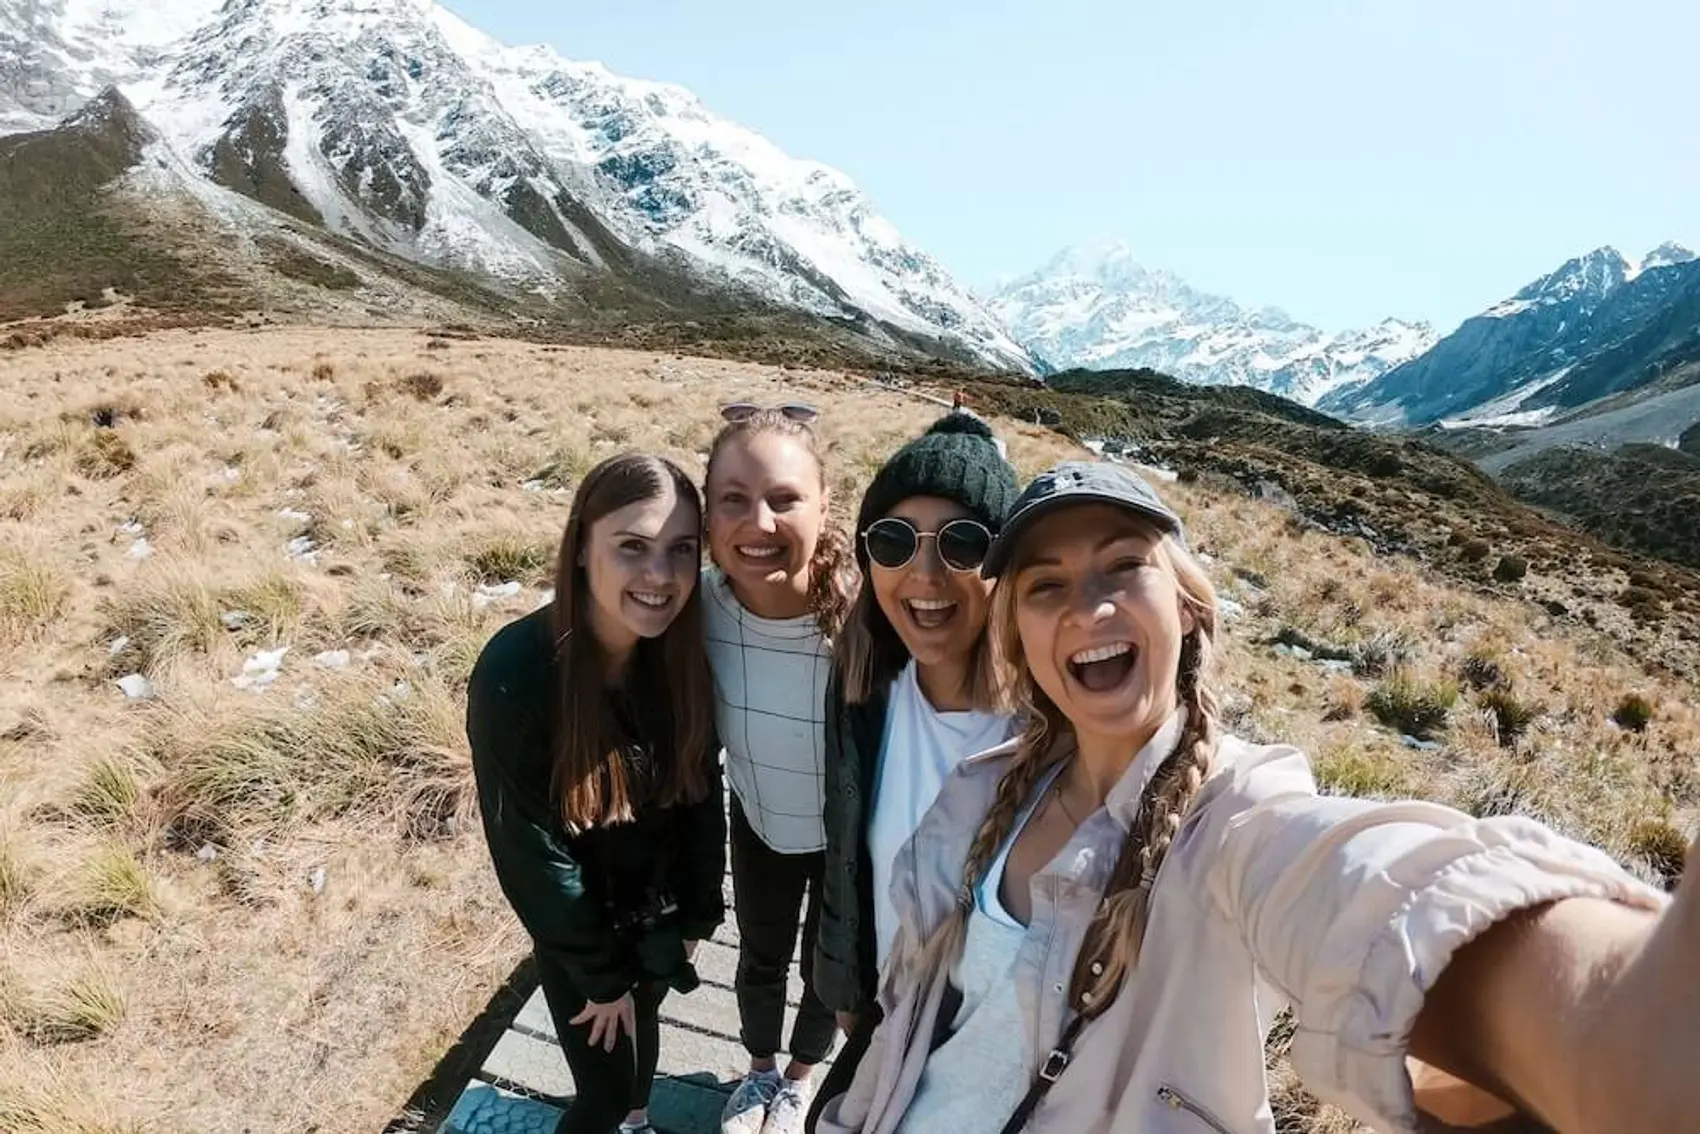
817 460 1696 1134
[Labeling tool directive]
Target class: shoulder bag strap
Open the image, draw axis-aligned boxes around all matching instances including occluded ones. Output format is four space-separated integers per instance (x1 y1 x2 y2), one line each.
996 1011 1090 1134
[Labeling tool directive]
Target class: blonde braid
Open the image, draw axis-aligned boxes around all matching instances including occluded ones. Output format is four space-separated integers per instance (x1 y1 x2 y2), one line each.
1068 626 1219 1018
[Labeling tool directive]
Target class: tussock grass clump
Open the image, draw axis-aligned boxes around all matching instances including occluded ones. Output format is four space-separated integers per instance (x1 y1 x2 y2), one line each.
20 972 128 1046
0 544 69 643
1459 650 1506 691
1476 686 1538 747
1492 554 1528 583
465 539 551 586
1458 538 1491 563
201 370 239 392
68 756 148 829
0 835 29 916
397 372 443 402
529 446 593 490
1349 629 1416 679
65 843 158 927
72 432 137 479
98 570 225 674
0 1069 149 1134
1320 676 1364 722
1627 817 1689 886
1613 693 1656 732
1366 671 1458 739
1311 743 1411 799
152 675 470 841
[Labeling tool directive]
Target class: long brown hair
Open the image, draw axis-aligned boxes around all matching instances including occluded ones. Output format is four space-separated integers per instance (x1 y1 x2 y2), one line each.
550 453 714 833
899 520 1220 1023
704 408 858 640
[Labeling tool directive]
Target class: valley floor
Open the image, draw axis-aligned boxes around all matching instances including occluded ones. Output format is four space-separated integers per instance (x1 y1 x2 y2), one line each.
0 326 1693 1133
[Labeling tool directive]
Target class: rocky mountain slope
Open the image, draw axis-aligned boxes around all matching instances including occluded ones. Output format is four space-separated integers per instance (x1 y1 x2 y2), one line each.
1322 243 1700 427
0 0 1031 371
986 240 1436 405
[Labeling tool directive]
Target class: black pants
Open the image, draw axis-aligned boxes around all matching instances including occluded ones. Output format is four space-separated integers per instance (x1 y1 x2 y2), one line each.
729 797 836 1065
536 947 668 1134
805 1003 880 1132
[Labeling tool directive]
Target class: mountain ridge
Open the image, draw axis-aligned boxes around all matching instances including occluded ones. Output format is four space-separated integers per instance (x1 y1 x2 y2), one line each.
1323 242 1700 427
985 240 1437 406
0 0 1033 371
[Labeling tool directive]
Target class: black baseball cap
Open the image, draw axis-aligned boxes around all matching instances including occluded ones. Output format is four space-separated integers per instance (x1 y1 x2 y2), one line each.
981 460 1185 579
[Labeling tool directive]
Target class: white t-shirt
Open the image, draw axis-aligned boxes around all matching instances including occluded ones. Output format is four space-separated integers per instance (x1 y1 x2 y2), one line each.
895 761 1060 1134
868 659 1017 968
701 567 833 854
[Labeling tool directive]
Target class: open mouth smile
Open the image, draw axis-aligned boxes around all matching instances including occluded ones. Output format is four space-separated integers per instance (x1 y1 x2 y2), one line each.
1067 641 1137 692
904 597 958 630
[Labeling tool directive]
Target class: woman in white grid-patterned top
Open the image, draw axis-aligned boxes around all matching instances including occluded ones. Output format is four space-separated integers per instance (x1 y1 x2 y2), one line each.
702 403 860 1134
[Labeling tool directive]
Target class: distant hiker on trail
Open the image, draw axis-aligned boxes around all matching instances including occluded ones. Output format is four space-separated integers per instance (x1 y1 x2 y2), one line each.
702 402 859 1134
467 453 727 1134
816 459 1700 1134
807 412 1023 1133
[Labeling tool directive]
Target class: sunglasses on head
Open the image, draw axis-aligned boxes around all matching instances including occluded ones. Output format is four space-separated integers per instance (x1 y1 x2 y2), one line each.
862 516 994 573
719 401 820 425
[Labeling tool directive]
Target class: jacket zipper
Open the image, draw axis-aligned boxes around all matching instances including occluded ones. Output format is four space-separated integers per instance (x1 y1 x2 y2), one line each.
1156 1085 1237 1134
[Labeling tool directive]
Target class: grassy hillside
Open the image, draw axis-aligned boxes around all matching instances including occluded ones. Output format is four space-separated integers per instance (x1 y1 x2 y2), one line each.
0 91 233 322
1500 443 1700 570
0 327 1693 1132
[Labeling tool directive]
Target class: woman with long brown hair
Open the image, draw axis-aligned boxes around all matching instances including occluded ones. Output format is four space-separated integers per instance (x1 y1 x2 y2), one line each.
818 459 1698 1133
467 453 725 1134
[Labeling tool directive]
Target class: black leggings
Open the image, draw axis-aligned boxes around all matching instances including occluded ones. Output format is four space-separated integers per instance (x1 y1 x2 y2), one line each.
535 948 668 1134
729 797 837 1065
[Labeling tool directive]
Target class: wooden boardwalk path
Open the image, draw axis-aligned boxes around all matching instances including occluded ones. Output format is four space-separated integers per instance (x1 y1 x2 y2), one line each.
438 872 831 1134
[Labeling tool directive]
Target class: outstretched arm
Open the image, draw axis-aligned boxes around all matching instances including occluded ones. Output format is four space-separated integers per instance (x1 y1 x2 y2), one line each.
1202 744 1672 1133
1411 840 1699 1133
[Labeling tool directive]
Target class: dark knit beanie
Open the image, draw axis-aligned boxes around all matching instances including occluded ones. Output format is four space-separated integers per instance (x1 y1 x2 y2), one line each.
854 412 1020 571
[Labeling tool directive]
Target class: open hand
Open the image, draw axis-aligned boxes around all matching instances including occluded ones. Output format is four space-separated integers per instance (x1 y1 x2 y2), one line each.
569 993 636 1053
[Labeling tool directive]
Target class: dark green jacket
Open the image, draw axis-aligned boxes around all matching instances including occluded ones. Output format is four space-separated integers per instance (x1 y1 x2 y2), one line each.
466 606 726 1003
813 663 892 1014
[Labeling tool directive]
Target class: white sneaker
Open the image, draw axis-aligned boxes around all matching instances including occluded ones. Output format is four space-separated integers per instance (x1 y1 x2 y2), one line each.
761 1077 814 1134
721 1068 782 1134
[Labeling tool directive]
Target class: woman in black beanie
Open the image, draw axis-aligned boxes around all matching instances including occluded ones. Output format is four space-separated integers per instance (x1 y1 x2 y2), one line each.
805 412 1022 1130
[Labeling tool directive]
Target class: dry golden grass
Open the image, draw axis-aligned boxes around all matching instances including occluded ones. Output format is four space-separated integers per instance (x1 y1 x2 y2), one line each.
0 324 1693 1132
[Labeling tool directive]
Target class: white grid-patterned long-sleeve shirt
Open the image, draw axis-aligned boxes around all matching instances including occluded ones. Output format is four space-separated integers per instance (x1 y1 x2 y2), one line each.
701 568 832 854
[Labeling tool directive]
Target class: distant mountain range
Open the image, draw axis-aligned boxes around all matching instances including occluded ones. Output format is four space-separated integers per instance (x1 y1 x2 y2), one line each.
0 0 1032 370
1321 243 1700 428
986 240 1437 407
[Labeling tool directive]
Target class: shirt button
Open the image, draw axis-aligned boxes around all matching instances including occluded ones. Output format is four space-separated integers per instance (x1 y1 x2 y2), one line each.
1052 982 1064 993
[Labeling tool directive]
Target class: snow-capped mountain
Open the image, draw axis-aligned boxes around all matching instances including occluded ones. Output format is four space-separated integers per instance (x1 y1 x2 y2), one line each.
986 240 1436 406
0 0 1031 370
1322 243 1700 427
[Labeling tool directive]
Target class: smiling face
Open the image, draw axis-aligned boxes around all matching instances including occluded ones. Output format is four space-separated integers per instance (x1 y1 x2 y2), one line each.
706 430 828 615
869 495 994 676
1008 504 1195 754
580 479 702 661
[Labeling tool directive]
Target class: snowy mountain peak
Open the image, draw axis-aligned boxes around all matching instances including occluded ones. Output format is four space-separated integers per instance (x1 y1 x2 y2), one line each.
988 244 1434 407
0 0 1033 371
1641 241 1697 273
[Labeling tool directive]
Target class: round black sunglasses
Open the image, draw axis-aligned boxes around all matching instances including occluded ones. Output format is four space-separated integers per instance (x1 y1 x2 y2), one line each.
862 517 993 573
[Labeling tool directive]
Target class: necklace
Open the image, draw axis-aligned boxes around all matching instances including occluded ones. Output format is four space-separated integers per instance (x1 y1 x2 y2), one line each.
1050 779 1085 828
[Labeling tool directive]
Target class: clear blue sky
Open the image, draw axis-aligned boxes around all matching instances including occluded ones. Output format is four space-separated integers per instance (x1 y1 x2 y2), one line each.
446 0 1699 333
